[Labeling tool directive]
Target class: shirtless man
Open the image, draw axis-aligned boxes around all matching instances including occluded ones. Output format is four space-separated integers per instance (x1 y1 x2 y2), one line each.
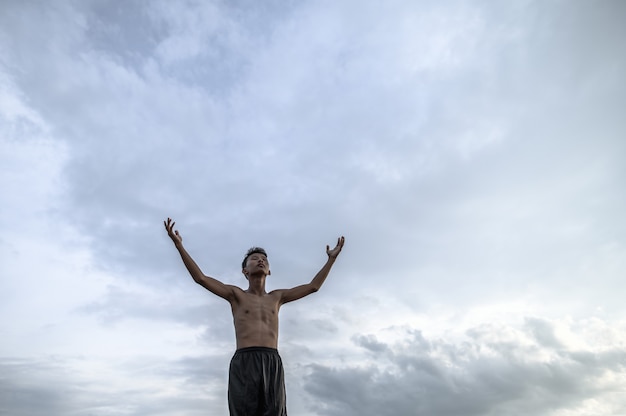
164 218 345 416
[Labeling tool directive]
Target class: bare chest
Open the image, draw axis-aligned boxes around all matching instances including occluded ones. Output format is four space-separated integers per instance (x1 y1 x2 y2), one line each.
232 292 280 323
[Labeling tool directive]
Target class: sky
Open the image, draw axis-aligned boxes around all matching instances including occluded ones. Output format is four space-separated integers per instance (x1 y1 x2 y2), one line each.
1 0 625 415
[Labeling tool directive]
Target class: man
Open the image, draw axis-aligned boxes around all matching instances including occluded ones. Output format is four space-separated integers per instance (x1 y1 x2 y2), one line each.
164 217 345 416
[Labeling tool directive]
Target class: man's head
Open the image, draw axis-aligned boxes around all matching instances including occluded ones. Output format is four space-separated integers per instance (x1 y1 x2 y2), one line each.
242 247 270 279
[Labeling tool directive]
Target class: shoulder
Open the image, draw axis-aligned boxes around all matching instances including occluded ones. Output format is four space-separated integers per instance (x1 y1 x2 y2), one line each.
230 284 245 293
267 289 289 303
227 285 247 302
268 288 286 297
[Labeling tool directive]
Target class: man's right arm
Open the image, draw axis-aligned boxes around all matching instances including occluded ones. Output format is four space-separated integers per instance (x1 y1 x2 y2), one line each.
165 218 236 302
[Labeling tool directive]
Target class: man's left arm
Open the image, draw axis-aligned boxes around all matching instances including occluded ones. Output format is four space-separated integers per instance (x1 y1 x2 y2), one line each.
279 236 345 305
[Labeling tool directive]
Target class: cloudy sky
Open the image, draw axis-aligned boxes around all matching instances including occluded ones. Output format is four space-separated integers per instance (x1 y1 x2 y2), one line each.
1 0 625 415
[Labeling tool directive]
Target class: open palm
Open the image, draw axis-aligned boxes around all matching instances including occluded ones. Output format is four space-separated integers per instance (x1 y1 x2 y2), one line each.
326 236 345 259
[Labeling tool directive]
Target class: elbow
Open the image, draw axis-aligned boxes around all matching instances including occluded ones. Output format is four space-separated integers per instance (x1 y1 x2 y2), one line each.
310 285 320 294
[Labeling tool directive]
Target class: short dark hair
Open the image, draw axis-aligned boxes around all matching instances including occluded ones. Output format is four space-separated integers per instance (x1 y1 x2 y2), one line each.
242 247 268 269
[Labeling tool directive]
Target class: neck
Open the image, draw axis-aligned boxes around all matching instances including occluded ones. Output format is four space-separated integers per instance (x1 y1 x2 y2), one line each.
246 274 267 295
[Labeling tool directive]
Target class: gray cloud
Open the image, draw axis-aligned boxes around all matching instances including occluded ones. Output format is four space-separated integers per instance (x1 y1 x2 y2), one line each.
75 283 221 327
0 359 70 416
3 0 624 296
305 319 626 416
0 354 230 416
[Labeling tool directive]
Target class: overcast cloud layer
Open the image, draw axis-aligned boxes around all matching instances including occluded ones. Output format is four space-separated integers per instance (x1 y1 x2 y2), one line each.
1 1 625 415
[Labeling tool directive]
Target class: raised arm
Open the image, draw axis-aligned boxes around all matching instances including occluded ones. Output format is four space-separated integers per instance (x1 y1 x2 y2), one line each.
164 218 236 301
279 236 345 305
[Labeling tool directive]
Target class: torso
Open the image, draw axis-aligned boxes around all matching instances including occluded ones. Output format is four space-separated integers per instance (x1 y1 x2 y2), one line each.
230 288 283 349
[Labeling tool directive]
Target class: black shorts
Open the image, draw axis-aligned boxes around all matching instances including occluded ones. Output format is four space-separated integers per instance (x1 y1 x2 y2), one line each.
228 347 287 416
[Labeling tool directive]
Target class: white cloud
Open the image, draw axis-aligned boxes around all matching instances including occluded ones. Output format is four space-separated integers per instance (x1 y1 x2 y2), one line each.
305 316 626 416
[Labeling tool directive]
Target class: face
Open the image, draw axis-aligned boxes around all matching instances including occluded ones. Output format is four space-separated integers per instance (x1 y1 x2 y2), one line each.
243 253 270 277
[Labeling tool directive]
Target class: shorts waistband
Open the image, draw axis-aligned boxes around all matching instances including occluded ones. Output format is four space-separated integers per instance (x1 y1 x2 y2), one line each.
235 346 279 355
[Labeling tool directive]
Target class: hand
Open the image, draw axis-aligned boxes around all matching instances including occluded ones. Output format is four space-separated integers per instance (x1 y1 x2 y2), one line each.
326 236 345 259
164 217 183 245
